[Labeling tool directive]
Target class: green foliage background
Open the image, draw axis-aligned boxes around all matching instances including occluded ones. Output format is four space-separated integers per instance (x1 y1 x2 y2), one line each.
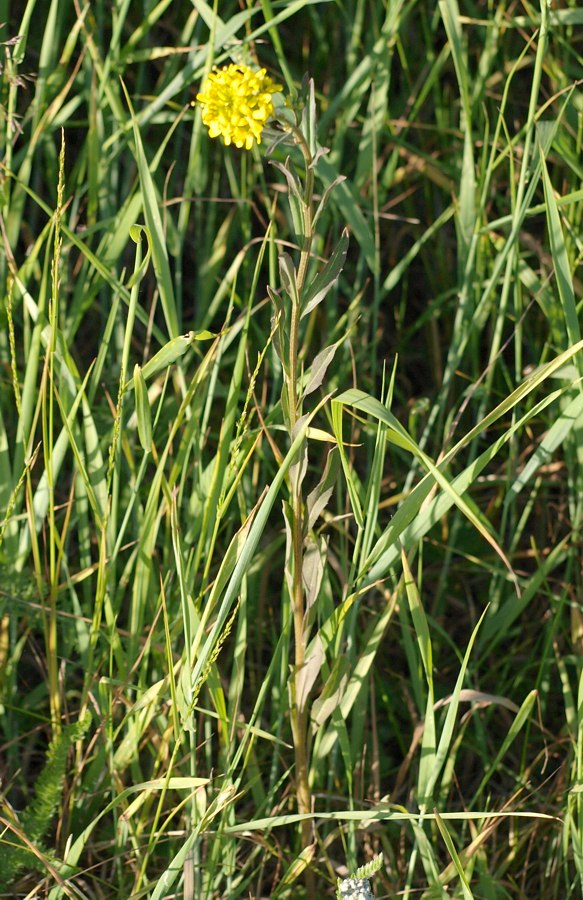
1 1 582 897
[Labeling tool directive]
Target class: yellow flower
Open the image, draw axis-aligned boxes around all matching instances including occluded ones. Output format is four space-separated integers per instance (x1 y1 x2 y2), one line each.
196 64 283 150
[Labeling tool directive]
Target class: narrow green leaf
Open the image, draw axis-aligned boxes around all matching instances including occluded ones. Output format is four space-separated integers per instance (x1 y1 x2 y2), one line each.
133 364 152 451
331 397 364 528
306 447 339 530
311 656 350 728
301 229 349 318
540 135 582 356
126 223 153 289
434 810 475 899
473 690 538 800
423 605 489 804
121 80 179 338
401 549 436 801
303 340 341 396
130 332 197 386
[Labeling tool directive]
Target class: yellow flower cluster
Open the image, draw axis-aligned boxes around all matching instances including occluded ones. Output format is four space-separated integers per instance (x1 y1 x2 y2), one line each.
196 64 283 150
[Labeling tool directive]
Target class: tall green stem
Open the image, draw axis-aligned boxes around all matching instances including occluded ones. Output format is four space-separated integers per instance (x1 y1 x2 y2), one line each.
283 125 317 891
286 126 314 430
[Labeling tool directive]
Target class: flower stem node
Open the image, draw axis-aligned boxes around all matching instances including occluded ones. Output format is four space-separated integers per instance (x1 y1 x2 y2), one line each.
196 63 283 150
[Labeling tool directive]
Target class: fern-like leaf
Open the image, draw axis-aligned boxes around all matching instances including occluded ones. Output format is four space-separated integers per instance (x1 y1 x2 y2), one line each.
2 713 90 884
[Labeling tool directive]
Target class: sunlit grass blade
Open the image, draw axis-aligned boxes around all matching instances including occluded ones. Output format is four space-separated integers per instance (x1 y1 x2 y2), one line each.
433 810 474 899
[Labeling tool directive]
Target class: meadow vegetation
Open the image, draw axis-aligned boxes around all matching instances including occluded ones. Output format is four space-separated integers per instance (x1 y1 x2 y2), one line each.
1 1 583 897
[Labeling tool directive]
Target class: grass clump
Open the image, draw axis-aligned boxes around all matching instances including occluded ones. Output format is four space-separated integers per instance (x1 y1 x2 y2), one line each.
1 1 583 898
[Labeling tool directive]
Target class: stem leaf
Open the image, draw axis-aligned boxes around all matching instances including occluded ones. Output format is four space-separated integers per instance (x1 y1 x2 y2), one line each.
295 634 324 715
133 364 152 451
301 228 349 319
303 339 341 397
306 447 339 530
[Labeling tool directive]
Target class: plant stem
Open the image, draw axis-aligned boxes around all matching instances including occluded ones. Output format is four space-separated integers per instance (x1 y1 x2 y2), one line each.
286 125 314 431
284 124 317 892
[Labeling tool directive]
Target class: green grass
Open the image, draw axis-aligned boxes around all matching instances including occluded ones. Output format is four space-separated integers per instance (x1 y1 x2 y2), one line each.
1 0 583 897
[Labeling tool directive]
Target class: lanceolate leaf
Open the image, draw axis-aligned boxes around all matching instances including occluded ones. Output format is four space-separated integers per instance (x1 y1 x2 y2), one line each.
295 634 324 715
279 252 300 306
133 364 152 451
311 655 350 728
302 533 326 612
128 332 212 387
271 158 305 238
306 447 339 530
122 81 179 339
304 339 341 397
301 229 349 319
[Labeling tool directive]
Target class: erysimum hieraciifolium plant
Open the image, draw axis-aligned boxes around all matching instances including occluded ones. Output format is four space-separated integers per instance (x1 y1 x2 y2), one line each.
197 61 350 891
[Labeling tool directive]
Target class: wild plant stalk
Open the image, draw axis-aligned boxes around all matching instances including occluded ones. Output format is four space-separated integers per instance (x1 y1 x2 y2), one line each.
266 95 350 891
197 65 353 887
279 124 316 863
